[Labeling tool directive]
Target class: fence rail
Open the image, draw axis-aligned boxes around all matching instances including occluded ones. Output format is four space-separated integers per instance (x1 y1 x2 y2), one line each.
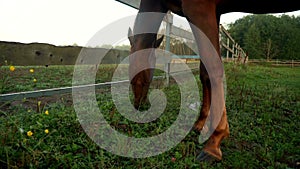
1 78 167 102
247 59 300 67
0 71 186 102
219 25 247 62
0 80 126 102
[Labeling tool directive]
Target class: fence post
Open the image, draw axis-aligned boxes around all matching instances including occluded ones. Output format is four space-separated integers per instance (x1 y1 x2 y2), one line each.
164 12 172 86
226 38 230 61
219 24 222 56
235 43 239 63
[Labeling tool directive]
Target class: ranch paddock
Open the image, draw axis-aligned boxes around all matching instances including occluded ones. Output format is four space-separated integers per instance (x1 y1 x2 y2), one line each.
0 63 299 168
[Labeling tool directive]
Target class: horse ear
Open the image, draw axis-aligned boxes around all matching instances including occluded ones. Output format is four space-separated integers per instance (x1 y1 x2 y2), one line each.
128 28 134 46
155 35 164 48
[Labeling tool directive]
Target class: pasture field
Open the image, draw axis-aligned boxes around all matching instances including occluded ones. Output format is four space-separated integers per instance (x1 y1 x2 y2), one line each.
0 63 299 168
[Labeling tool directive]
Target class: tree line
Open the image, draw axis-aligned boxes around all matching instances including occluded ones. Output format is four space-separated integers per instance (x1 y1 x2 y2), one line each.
228 14 300 60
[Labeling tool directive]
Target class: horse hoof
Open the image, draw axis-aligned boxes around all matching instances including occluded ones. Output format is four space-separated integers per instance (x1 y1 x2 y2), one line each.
196 151 221 163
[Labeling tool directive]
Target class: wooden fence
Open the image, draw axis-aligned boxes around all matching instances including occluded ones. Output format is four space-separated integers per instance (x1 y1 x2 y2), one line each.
162 13 248 63
247 59 300 67
219 25 248 63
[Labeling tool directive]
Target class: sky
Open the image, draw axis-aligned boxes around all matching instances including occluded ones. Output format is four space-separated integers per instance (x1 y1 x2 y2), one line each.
0 0 299 46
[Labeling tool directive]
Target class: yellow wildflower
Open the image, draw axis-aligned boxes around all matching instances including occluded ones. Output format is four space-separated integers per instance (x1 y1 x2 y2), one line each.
9 66 15 72
27 131 33 137
44 129 49 134
45 110 49 115
29 68 34 73
33 78 37 83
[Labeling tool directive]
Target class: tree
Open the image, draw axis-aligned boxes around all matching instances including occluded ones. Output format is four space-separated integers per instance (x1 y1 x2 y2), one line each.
244 23 263 59
160 37 196 55
114 44 130 51
228 14 300 60
100 44 113 49
264 38 279 61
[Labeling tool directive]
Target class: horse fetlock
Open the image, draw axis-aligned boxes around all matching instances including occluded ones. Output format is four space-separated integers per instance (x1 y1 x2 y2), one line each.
203 135 224 160
193 120 205 132
203 147 222 161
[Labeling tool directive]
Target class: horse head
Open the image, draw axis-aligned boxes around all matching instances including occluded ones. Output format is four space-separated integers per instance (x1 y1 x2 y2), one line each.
128 28 164 109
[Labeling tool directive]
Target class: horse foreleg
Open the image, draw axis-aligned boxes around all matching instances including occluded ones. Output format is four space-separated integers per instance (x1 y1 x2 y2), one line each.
194 62 211 132
182 0 229 161
130 0 168 109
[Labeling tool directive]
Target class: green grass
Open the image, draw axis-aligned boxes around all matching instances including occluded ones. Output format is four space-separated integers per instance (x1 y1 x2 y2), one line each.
0 65 122 94
0 63 299 168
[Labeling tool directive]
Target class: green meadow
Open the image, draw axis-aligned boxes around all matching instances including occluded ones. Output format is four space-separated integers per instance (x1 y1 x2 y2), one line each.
0 63 299 168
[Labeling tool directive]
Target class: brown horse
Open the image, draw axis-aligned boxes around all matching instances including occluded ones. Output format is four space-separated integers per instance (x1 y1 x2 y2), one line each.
128 0 299 161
